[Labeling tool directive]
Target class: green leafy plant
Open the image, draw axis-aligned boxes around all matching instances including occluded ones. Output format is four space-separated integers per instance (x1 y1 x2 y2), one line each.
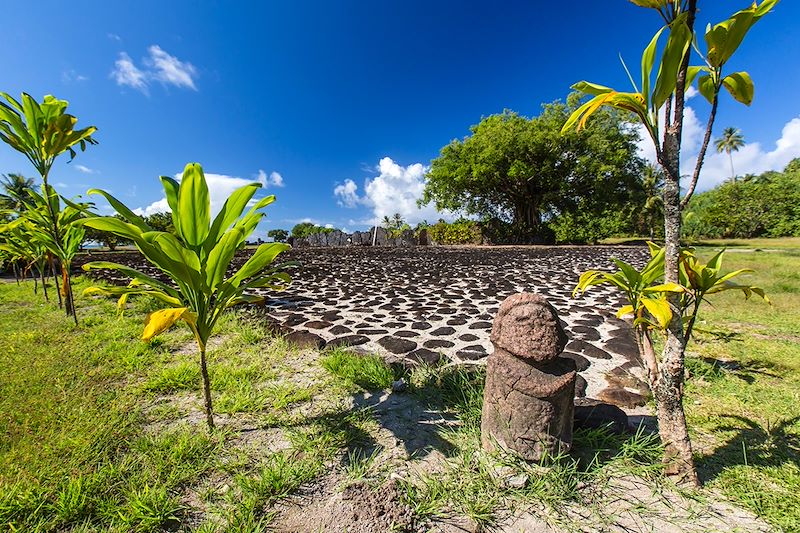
561 0 778 484
574 243 768 411
80 162 293 430
0 92 97 320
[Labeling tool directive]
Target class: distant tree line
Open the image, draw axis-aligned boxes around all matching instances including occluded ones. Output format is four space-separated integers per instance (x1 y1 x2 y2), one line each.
683 159 800 239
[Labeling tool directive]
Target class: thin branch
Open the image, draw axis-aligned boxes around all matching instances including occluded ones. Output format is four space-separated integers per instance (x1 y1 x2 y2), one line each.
681 93 719 209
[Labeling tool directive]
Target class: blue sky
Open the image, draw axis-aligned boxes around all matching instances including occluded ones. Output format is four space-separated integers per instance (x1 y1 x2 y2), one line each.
2 0 798 236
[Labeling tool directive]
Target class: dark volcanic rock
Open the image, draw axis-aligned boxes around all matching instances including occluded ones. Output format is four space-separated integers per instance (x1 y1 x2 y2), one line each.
411 321 432 330
597 388 648 409
574 398 629 434
329 325 352 335
407 348 444 366
561 351 591 372
424 339 455 349
377 336 417 354
459 333 479 342
285 331 326 349
304 320 331 330
430 326 456 336
329 335 370 348
456 345 488 360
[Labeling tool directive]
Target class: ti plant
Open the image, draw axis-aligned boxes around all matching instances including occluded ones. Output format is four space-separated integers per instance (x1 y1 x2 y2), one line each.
561 0 778 484
80 163 292 431
574 243 768 389
0 92 97 320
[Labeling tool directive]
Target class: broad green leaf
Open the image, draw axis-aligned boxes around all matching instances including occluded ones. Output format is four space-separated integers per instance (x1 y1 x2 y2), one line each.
697 75 717 104
652 14 692 110
81 260 177 295
204 183 260 255
641 26 666 109
228 243 290 287
206 227 245 290
641 297 672 329
722 71 754 106
177 163 210 247
87 189 151 232
142 307 197 341
160 175 181 235
80 217 144 241
612 258 641 287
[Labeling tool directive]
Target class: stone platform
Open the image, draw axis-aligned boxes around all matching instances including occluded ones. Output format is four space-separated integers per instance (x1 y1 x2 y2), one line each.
251 246 651 410
76 245 652 411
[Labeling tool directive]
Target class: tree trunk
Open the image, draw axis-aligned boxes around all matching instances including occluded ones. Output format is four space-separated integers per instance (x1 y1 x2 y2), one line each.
513 197 541 241
652 0 700 485
49 254 63 308
40 266 49 302
199 345 215 431
61 264 78 326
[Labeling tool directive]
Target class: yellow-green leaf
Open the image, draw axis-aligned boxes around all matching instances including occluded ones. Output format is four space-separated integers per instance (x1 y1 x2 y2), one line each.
142 307 197 342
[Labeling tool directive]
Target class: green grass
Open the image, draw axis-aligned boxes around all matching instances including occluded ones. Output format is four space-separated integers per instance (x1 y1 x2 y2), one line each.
0 278 325 531
2 243 799 531
683 248 800 532
320 347 397 390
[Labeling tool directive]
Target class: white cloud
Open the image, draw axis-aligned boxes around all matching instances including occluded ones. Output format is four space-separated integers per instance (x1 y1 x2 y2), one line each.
111 45 198 93
685 86 698 100
635 106 800 191
111 52 148 93
257 169 285 187
133 170 272 218
134 198 170 217
333 179 360 207
688 117 800 188
61 69 88 84
334 157 455 226
269 171 284 187
146 45 198 90
108 33 122 42
75 164 96 174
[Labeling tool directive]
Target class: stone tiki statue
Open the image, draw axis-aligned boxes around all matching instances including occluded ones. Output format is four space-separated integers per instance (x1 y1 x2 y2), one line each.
481 293 577 461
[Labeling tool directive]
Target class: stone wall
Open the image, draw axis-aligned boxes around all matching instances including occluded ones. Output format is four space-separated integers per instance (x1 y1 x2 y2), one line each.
290 227 420 248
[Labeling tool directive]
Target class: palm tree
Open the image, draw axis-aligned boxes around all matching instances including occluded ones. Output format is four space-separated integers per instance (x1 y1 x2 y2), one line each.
715 127 745 182
0 173 35 212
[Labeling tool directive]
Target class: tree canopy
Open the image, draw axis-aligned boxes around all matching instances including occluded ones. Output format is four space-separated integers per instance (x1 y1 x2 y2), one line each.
421 97 644 242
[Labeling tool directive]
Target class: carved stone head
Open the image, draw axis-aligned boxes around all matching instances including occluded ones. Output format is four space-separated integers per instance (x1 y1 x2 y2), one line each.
490 293 568 362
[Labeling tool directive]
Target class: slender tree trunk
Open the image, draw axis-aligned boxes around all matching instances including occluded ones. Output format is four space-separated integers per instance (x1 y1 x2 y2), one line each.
199 344 215 431
13 262 20 285
729 151 736 182
40 266 49 302
62 265 78 326
50 255 63 308
651 0 700 487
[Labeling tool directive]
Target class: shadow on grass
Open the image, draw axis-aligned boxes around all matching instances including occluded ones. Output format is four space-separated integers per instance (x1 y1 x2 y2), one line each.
697 413 800 483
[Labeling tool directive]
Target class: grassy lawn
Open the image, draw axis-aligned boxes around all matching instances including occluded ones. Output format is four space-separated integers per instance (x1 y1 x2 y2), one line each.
0 245 798 531
684 246 800 532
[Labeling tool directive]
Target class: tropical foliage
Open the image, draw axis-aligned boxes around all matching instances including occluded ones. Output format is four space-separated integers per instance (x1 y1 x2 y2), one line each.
562 0 779 483
0 92 98 321
423 99 643 243
683 160 800 239
80 163 292 430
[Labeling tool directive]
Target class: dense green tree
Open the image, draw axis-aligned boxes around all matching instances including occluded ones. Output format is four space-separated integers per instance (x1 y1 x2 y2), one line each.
267 228 288 242
422 98 643 242
683 164 800 239
290 221 333 238
144 212 175 234
715 127 745 181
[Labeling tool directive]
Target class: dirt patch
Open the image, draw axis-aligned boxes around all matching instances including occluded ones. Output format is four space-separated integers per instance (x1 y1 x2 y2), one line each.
271 476 416 532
